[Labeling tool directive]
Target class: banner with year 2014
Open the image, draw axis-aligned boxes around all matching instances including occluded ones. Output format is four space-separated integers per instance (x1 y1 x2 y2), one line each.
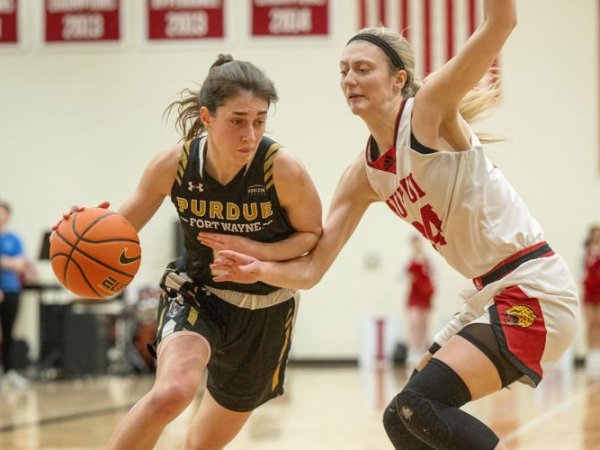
251 0 329 37
147 0 225 41
0 0 18 44
44 0 121 43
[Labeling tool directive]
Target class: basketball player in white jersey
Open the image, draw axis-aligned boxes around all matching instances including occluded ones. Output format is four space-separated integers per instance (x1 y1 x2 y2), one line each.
204 1 579 448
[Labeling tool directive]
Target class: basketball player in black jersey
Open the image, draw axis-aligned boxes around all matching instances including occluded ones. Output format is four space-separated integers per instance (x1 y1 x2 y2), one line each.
56 54 322 450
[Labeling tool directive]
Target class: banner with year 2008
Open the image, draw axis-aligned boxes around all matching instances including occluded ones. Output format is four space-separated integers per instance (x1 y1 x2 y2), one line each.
44 0 121 43
251 0 329 37
147 0 225 41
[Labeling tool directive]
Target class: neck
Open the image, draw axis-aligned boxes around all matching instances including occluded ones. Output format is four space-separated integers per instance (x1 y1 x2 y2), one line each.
205 154 243 185
202 135 245 185
363 99 403 153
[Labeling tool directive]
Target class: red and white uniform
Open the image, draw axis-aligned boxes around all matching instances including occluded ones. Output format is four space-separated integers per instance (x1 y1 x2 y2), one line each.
583 245 600 305
364 98 579 386
406 258 435 310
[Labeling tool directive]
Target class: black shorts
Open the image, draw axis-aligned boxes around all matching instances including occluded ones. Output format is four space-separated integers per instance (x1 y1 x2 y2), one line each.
151 273 296 412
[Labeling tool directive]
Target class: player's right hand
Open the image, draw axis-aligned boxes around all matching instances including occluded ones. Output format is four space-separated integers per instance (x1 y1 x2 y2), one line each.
51 201 110 231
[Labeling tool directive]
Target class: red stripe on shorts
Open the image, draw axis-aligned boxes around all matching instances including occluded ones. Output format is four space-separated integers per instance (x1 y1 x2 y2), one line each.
492 286 547 383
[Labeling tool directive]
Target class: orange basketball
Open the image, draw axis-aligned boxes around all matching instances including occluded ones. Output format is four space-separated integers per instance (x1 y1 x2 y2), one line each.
50 207 142 299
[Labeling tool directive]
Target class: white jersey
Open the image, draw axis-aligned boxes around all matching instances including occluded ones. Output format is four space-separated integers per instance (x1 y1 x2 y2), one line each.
363 97 545 279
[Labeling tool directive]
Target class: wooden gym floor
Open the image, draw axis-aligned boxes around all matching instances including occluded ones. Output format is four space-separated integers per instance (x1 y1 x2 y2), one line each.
1 361 599 449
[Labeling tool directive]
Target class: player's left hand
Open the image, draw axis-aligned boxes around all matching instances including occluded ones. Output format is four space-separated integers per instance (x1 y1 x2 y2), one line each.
198 232 264 259
210 250 265 284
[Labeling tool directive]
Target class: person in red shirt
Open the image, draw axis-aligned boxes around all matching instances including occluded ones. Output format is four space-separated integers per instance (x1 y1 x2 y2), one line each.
583 225 600 362
405 235 435 366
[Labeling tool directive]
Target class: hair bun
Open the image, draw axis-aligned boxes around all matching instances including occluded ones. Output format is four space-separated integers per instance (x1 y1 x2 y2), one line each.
210 54 234 70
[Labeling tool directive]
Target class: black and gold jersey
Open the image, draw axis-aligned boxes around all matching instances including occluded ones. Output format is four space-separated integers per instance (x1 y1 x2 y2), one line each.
170 135 295 295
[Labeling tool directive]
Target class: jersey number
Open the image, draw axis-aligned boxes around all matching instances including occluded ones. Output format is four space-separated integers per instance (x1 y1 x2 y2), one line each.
412 204 447 247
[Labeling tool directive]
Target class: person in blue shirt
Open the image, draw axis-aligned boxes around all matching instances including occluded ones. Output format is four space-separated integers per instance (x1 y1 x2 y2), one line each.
0 200 29 388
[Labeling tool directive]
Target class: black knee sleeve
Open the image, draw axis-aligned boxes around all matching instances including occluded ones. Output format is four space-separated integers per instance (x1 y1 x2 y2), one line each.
383 397 432 449
395 358 499 450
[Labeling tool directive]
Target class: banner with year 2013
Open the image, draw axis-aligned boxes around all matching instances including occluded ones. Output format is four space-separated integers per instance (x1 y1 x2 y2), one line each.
0 0 18 44
251 0 329 37
44 0 121 43
147 0 225 41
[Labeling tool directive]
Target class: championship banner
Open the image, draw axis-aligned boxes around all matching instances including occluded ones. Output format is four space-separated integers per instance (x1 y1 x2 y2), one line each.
45 0 121 43
0 0 18 44
251 0 329 37
356 0 496 80
147 0 225 40
598 0 600 174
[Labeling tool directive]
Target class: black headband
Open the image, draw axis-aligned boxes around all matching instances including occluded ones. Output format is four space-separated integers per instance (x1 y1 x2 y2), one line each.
347 33 405 71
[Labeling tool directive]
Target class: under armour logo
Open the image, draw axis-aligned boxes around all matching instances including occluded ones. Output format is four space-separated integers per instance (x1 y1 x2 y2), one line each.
188 182 204 192
383 155 395 170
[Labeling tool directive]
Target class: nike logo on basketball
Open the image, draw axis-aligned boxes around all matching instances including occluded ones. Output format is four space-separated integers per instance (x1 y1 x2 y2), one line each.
119 249 141 265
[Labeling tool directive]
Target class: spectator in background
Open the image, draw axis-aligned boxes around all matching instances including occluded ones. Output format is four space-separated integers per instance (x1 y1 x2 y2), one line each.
583 225 600 368
0 200 30 388
404 234 435 366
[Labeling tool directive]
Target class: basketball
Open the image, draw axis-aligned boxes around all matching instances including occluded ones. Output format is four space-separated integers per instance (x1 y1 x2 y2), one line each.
49 207 142 299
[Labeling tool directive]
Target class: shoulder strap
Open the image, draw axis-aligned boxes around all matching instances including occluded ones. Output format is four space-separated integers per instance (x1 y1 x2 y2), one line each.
263 141 280 191
175 139 193 187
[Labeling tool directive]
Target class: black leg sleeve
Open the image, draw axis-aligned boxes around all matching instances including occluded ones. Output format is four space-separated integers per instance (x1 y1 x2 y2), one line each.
383 396 434 449
396 358 500 450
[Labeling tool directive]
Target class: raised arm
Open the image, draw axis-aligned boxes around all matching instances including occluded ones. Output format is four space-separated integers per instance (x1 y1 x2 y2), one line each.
198 148 322 261
412 0 516 150
211 154 379 289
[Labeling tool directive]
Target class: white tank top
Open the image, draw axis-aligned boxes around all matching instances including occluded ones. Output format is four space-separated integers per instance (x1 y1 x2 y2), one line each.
363 97 545 279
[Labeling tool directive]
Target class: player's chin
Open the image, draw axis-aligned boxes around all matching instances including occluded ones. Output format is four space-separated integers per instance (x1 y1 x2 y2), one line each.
236 148 257 162
347 102 366 116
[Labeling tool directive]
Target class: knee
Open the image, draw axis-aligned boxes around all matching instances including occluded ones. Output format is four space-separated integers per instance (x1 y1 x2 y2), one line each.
382 396 422 450
147 382 198 419
382 398 399 436
395 389 428 426
395 388 451 443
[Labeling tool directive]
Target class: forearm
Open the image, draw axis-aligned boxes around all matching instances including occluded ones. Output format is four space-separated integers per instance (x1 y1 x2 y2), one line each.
251 219 353 289
258 160 372 288
212 157 375 290
0 255 26 273
256 254 321 290
117 195 164 233
257 230 321 262
483 0 516 33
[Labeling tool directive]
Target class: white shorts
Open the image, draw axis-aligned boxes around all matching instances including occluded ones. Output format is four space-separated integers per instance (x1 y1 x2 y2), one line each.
434 253 579 387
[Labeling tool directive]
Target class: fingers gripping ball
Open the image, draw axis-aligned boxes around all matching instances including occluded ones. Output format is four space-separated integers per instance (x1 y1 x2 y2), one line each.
50 208 142 299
